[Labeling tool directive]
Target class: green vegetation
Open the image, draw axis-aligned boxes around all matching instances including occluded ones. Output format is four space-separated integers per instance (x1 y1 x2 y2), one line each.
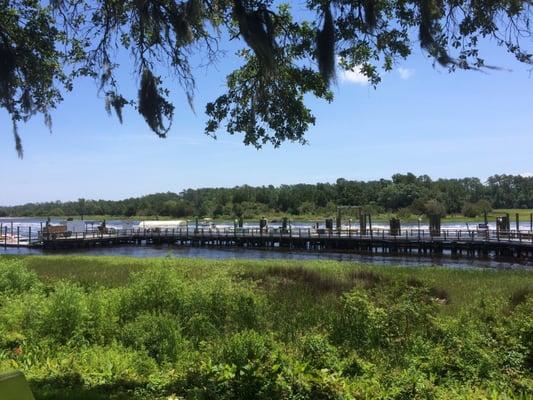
0 255 531 399
1 174 532 221
4 1 533 156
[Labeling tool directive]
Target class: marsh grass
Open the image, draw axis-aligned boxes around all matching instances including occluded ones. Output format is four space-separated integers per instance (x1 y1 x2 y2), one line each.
0 255 531 399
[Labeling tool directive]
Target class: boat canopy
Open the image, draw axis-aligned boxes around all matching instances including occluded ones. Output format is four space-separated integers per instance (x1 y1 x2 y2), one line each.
138 220 187 230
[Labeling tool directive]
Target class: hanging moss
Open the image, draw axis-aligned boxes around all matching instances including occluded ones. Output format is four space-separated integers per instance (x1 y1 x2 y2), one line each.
316 3 335 85
418 0 454 67
138 69 174 138
363 0 377 31
169 8 193 45
105 92 128 124
233 0 277 72
12 119 23 158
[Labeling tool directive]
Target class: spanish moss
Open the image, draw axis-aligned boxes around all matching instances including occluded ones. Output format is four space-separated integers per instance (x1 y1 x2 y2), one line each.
138 69 174 138
316 3 335 85
418 0 455 67
363 0 377 31
12 119 23 159
105 92 128 124
233 0 277 72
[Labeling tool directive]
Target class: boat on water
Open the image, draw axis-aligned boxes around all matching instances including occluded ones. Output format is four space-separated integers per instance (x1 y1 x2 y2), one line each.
137 220 188 232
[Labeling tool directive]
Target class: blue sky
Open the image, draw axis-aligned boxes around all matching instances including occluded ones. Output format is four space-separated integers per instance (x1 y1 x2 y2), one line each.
1 25 532 205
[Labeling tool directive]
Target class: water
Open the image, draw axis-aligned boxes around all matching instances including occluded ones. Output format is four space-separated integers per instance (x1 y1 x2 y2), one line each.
1 217 532 270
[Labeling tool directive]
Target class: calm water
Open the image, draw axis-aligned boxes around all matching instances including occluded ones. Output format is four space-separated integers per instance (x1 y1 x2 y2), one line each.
1 217 532 270
2 240 532 270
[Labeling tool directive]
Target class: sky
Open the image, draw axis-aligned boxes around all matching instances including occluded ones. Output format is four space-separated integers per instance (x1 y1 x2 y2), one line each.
1 15 532 206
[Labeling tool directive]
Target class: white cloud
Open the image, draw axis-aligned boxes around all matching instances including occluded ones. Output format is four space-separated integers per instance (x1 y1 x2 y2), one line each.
521 172 533 178
339 65 369 85
398 67 414 80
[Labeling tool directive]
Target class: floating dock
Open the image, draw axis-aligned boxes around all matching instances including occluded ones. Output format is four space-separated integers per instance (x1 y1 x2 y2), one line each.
4 227 532 260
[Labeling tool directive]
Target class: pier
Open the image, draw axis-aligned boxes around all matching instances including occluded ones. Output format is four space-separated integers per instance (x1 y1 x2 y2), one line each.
3 226 533 260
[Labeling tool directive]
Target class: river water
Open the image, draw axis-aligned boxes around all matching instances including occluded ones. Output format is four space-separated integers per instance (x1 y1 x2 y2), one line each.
1 217 532 270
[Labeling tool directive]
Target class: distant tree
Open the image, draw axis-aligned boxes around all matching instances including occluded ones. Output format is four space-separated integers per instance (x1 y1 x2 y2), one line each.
2 1 533 156
424 199 447 218
462 202 480 218
49 207 65 217
298 201 315 215
0 174 530 217
476 199 493 214
462 199 492 218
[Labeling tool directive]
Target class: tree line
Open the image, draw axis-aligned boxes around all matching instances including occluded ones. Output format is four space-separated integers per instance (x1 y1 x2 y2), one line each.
1 174 532 219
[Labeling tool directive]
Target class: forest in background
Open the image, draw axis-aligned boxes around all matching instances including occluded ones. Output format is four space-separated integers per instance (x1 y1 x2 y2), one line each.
1 174 532 219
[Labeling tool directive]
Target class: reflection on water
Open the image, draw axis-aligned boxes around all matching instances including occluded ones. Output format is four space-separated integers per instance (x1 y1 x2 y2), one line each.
1 243 531 270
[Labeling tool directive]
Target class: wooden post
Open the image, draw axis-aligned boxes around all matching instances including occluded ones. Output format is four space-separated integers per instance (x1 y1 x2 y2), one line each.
516 213 520 231
368 214 373 239
17 226 19 247
4 226 6 248
530 213 533 231
28 227 31 245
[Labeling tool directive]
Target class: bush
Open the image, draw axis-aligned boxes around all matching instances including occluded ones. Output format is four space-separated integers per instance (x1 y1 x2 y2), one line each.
298 332 341 371
122 312 190 364
218 330 270 368
118 269 188 321
63 343 157 386
330 290 386 350
38 281 90 344
0 257 531 399
0 260 40 295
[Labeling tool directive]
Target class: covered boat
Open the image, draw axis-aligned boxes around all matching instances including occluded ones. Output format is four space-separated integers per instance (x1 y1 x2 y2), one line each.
137 220 187 231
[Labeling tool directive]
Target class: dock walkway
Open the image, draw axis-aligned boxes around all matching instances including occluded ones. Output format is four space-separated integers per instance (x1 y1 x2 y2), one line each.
6 227 529 260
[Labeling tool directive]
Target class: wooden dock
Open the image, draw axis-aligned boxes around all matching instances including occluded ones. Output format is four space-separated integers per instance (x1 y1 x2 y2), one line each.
4 227 531 260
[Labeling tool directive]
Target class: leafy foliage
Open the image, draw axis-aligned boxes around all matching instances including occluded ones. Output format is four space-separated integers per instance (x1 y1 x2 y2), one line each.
0 257 532 398
1 173 531 218
2 0 533 155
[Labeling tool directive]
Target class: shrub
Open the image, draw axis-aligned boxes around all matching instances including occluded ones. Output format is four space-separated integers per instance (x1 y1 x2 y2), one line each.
184 313 218 345
218 330 270 368
0 260 40 295
66 343 157 386
298 332 341 371
38 281 89 344
122 312 190 364
330 290 386 350
510 287 531 308
118 269 188 321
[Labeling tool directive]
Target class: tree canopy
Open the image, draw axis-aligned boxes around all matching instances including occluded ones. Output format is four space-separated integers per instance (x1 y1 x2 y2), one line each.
2 173 532 218
1 0 532 156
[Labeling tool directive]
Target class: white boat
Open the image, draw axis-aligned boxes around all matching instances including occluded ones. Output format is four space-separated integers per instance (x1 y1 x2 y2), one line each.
137 220 187 231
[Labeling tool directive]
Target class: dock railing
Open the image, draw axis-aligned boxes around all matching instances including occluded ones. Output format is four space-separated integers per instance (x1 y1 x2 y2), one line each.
2 224 533 249
33 226 533 244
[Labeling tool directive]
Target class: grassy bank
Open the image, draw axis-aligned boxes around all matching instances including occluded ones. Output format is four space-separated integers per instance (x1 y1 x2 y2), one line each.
0 256 532 399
